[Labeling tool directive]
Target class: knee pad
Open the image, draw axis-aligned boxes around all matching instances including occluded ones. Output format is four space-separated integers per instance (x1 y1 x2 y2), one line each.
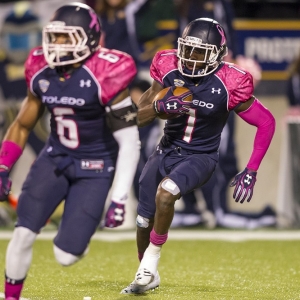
161 179 180 195
53 245 89 266
136 215 149 228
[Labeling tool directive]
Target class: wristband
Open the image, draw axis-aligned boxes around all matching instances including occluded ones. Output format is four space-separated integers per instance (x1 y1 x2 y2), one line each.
0 141 23 171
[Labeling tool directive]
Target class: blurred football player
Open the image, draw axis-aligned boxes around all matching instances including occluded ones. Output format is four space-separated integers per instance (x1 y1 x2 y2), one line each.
121 18 275 294
0 3 139 299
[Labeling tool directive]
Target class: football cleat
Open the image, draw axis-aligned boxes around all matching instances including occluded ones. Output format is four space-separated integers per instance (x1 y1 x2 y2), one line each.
120 271 160 294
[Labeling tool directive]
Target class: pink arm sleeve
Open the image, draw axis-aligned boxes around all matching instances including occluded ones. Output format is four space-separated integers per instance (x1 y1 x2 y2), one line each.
0 141 23 171
237 99 275 171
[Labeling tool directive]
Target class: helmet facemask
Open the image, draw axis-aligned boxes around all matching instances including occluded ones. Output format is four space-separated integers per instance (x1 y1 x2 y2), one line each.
177 35 227 77
42 21 92 68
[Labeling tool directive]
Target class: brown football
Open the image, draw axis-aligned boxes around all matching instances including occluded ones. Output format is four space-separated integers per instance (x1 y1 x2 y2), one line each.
153 86 193 120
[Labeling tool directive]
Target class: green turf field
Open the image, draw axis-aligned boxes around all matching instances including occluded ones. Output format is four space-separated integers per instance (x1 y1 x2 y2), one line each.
0 230 300 300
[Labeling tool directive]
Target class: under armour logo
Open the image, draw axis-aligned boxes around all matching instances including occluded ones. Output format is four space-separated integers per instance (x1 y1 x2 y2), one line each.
80 80 91 88
166 102 177 110
81 161 89 168
244 174 252 184
211 88 221 94
114 208 124 221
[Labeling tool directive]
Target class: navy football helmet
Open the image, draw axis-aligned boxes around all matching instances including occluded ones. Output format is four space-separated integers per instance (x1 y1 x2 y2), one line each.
177 18 228 77
43 2 101 67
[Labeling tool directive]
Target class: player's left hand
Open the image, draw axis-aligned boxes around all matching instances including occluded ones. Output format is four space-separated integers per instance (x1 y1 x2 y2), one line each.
104 201 125 228
0 171 12 201
230 168 257 203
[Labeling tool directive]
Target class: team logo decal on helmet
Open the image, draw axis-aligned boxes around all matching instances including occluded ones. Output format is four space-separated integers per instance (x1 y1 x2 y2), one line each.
216 25 226 46
89 10 100 32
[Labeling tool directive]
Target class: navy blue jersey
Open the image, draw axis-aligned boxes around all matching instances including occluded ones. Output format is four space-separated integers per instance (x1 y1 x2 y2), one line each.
150 49 254 154
25 47 137 159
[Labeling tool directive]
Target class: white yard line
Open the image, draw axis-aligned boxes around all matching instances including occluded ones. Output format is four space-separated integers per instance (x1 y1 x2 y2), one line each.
0 230 300 242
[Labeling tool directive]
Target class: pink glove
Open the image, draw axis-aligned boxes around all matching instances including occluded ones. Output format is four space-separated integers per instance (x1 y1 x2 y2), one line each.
104 201 125 228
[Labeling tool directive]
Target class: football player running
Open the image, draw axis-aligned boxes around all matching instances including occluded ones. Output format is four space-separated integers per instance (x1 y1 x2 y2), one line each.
121 18 275 294
0 3 140 299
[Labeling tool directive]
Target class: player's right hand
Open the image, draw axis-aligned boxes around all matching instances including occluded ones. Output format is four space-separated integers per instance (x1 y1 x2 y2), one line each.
0 171 12 201
153 86 193 115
